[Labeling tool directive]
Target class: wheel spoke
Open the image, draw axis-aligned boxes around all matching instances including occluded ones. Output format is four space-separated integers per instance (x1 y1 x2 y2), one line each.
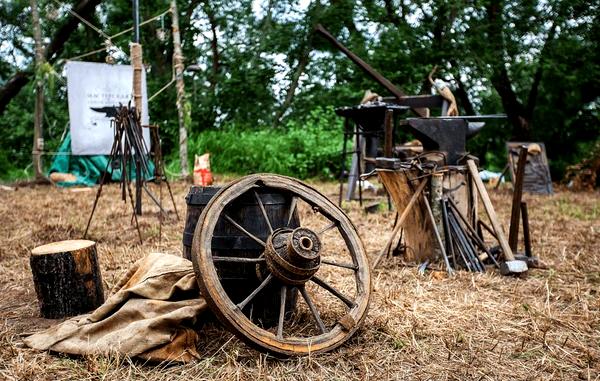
299 286 327 334
253 190 273 234
224 214 266 247
286 196 298 227
237 273 273 310
317 221 337 236
311 276 355 308
277 285 287 339
321 259 358 271
212 256 266 263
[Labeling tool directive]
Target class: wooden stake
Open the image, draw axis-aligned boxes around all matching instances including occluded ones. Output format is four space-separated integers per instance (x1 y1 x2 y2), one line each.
508 146 528 250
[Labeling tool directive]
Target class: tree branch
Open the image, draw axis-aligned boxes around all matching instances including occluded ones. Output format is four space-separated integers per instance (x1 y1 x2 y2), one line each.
0 0 101 115
526 21 558 116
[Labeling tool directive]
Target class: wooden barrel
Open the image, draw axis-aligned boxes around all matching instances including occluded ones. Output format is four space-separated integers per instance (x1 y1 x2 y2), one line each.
183 186 220 261
183 186 298 327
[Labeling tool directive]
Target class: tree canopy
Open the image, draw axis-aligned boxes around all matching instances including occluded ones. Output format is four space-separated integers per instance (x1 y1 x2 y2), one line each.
0 0 598 180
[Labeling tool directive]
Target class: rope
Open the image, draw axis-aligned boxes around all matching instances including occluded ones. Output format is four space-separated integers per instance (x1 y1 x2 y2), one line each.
148 78 175 102
50 0 110 40
66 46 107 61
49 0 128 60
109 8 171 40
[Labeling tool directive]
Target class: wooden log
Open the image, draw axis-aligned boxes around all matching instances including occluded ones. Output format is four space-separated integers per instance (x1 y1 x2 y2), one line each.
30 240 104 319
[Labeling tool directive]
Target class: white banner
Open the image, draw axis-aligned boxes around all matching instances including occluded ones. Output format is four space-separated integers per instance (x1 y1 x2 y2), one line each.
66 61 150 155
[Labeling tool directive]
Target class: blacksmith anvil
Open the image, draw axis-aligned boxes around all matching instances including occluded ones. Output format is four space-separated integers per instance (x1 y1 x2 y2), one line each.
405 117 488 165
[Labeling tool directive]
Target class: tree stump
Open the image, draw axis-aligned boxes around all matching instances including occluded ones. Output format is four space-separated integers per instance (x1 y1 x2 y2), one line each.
30 240 104 319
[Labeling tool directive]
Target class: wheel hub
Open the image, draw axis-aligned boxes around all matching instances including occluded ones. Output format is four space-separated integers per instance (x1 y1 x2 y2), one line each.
264 227 321 285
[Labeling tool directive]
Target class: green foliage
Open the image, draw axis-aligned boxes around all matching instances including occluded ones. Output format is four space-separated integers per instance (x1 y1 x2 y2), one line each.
1 0 599 183
185 107 343 179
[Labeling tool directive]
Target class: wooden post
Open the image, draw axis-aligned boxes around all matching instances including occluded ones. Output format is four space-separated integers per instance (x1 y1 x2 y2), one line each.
508 146 528 250
30 0 44 179
131 0 143 215
30 240 104 318
171 0 190 179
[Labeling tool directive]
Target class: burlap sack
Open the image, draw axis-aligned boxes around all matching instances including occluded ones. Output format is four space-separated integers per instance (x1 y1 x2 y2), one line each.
24 252 207 363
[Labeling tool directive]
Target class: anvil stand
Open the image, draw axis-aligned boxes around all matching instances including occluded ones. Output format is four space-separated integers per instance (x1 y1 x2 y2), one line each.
83 106 177 244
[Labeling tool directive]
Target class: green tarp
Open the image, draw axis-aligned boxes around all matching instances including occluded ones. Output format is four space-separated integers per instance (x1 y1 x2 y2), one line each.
49 132 155 187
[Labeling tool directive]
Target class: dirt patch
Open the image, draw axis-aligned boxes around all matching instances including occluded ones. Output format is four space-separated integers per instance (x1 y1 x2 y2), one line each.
0 179 598 380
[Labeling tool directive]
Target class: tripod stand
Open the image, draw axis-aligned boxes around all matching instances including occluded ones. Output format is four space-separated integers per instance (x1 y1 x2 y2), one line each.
83 105 178 243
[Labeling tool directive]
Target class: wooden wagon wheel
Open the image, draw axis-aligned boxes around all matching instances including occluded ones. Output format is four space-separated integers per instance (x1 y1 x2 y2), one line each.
191 174 371 356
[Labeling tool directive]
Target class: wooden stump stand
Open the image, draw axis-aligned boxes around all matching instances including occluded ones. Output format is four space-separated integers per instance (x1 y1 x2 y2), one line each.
30 240 104 319
378 167 474 263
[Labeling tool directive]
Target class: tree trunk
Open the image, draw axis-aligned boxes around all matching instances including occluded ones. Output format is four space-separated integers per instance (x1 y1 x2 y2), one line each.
30 240 104 319
485 0 531 140
274 51 310 126
0 0 102 115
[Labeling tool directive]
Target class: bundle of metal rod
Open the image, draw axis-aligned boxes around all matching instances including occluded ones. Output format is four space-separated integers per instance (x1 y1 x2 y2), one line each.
83 104 175 244
440 197 500 272
112 105 153 197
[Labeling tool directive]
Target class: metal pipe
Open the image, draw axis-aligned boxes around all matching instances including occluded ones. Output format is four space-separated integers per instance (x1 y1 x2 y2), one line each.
423 196 454 276
441 199 457 269
132 0 140 43
315 24 427 117
448 211 484 272
447 198 500 268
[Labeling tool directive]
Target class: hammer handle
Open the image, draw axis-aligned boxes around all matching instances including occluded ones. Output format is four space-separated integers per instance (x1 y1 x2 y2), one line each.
467 160 515 261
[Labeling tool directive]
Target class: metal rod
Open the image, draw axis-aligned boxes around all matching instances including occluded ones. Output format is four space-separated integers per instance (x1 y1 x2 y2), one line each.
317 221 337 236
142 183 169 216
83 124 122 238
441 200 457 269
338 118 349 207
423 196 454 275
163 175 180 220
254 191 273 234
224 214 266 247
287 196 298 227
299 286 327 334
212 256 266 263
315 24 426 117
448 216 474 271
321 259 358 271
311 276 355 308
132 0 140 43
356 122 363 206
123 158 143 244
277 285 287 339
447 198 500 268
521 202 532 257
237 273 272 310
448 211 483 272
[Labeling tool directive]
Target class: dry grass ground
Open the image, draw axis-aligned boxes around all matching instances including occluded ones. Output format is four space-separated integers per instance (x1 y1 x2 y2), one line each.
0 176 598 380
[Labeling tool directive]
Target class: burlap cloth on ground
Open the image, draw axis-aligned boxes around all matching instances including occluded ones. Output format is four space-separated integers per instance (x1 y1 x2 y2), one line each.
24 252 208 363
